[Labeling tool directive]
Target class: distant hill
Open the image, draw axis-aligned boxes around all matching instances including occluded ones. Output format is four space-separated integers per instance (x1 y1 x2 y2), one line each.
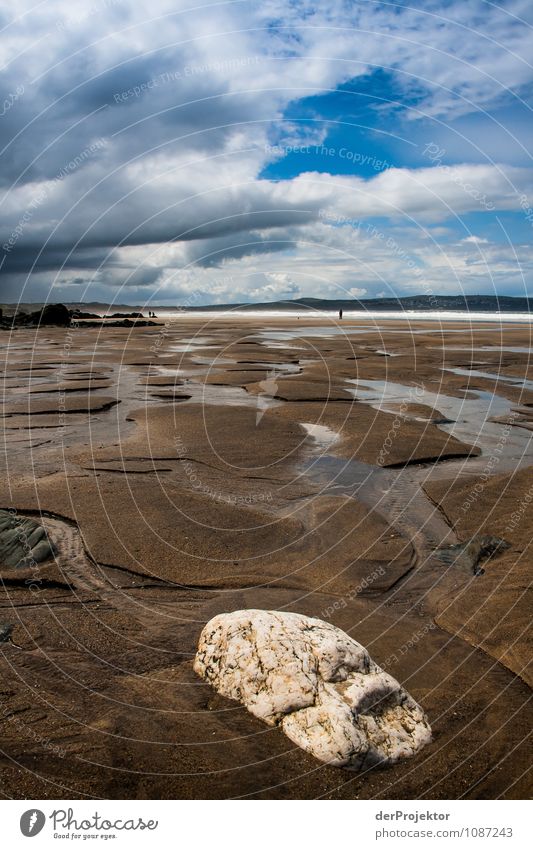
2 295 531 314
0 301 145 314
181 295 533 312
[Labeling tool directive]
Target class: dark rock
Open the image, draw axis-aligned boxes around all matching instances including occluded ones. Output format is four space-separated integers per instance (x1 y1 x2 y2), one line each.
38 303 71 325
6 303 71 327
70 309 100 319
0 509 55 569
79 319 158 328
0 623 13 643
436 534 510 576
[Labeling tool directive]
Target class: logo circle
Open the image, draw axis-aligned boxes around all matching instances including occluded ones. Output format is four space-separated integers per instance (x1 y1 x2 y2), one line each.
20 810 46 837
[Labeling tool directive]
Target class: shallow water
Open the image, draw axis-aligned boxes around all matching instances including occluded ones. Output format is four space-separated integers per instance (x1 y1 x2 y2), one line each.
300 422 340 449
157 381 282 410
258 326 376 341
343 377 530 458
294 373 532 561
298 442 455 557
443 366 533 391
256 326 532 345
434 346 532 354
168 337 217 352
190 355 235 366
236 361 302 374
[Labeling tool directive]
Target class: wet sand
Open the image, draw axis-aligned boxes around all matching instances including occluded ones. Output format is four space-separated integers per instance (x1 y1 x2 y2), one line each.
0 316 531 799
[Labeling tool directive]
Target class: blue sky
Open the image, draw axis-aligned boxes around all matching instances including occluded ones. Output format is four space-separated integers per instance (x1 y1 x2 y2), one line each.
0 0 532 305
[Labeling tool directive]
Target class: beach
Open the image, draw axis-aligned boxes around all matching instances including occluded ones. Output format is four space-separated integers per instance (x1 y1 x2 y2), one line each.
0 314 531 799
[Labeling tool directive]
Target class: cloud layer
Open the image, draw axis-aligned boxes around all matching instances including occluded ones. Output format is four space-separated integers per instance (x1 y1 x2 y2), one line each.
1 0 532 304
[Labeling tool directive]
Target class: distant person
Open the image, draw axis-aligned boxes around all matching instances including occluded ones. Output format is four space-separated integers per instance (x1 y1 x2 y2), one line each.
339 308 343 320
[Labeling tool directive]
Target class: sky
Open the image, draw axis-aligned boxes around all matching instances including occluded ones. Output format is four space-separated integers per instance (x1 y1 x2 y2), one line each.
0 0 532 306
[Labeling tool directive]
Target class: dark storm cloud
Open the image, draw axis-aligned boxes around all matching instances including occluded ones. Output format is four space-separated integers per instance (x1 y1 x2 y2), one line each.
182 231 299 268
0 246 110 274
0 193 318 274
1 57 266 188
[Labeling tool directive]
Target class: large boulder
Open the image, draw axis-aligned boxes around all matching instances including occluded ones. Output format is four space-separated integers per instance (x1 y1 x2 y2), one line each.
194 609 431 770
13 303 71 326
38 303 71 325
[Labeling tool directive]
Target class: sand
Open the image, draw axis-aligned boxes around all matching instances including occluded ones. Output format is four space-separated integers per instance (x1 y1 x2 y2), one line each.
0 316 531 799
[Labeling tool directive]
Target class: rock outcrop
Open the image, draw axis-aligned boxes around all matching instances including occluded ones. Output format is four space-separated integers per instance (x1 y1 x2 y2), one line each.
436 534 509 575
1 304 158 329
38 303 71 325
0 510 54 569
2 303 71 327
194 609 432 770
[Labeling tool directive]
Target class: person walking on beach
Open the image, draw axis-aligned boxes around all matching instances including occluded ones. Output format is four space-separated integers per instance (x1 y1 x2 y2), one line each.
339 308 343 320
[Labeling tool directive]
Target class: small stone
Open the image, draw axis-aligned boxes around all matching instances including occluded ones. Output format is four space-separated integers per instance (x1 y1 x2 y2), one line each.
194 609 432 770
0 622 13 643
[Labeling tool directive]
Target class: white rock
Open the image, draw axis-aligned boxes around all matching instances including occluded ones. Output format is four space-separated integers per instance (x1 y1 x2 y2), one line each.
194 609 431 769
